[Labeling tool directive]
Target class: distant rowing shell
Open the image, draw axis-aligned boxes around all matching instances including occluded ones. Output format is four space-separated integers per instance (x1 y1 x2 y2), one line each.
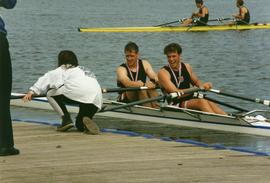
78 23 270 33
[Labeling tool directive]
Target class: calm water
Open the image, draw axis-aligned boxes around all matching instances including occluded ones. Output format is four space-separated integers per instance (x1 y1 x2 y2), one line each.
2 0 270 154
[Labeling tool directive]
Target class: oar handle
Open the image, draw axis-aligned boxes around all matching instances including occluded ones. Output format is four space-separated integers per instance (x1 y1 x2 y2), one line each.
169 87 203 98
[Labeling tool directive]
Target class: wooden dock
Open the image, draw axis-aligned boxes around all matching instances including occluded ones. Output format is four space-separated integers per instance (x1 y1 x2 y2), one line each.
1 121 270 183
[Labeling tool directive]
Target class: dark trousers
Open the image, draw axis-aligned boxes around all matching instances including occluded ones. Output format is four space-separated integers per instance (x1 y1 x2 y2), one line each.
0 32 14 148
51 95 98 131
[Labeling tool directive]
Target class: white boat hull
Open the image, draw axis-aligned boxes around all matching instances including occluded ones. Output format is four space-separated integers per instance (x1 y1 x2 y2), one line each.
10 93 270 137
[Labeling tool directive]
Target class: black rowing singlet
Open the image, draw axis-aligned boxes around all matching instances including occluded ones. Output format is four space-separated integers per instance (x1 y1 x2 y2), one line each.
236 6 250 25
163 62 193 104
117 59 147 88
196 6 209 26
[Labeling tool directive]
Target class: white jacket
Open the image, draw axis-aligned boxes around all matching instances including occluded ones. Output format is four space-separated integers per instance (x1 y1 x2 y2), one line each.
30 65 102 109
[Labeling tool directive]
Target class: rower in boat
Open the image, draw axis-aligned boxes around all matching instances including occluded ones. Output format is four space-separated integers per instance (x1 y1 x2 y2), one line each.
116 42 160 108
182 0 209 26
22 50 102 134
158 43 226 115
232 0 250 25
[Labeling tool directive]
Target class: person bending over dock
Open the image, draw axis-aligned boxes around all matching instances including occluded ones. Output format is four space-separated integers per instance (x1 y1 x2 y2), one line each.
23 50 102 134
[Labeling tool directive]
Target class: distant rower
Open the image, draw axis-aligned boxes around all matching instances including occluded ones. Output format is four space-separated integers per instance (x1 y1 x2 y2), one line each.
182 0 209 26
233 0 250 25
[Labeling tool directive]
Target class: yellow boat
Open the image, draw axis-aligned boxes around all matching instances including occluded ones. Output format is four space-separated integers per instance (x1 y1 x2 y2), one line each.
79 23 270 33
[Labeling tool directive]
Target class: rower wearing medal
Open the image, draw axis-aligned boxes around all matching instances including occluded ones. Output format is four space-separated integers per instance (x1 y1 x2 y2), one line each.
158 43 226 115
116 42 159 108
182 0 209 26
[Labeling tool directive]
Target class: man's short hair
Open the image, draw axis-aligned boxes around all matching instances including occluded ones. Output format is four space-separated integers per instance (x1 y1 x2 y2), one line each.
195 0 203 4
237 0 244 6
164 43 182 55
124 42 139 53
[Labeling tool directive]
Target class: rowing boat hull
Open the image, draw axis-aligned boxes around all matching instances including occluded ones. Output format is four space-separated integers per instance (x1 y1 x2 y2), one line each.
10 94 270 137
78 23 270 33
101 108 270 137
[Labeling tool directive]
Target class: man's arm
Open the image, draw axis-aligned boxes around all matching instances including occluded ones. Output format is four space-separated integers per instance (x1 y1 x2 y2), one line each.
142 60 158 83
116 66 144 87
239 7 247 19
158 68 178 93
0 0 17 9
233 7 247 20
186 63 212 90
193 7 208 18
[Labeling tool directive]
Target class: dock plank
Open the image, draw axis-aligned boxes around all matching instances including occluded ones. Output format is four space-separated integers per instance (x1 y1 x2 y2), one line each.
1 122 270 183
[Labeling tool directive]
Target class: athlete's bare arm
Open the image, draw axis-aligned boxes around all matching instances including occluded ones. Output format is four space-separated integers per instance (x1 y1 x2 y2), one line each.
142 60 158 88
197 6 208 18
158 68 178 93
185 63 212 90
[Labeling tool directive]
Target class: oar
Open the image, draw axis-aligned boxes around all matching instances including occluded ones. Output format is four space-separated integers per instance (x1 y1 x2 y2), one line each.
209 89 270 107
154 18 187 27
193 92 249 112
10 86 159 99
191 17 233 26
203 96 249 112
208 17 232 22
101 86 159 93
10 94 46 99
101 87 202 112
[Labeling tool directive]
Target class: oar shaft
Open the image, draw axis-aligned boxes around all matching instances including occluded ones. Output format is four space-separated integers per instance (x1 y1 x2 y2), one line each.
208 17 232 22
101 95 165 112
203 96 249 112
10 94 46 99
210 89 270 106
11 86 158 99
101 87 202 112
155 18 187 27
10 95 24 99
101 86 159 93
155 20 180 27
